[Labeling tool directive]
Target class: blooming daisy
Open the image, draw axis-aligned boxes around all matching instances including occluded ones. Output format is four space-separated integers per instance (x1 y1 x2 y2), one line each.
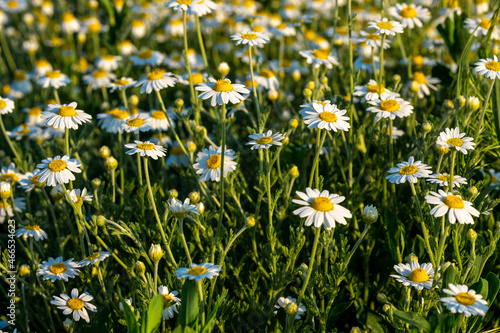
426 173 467 188
37 70 71 89
196 78 249 107
441 284 488 317
95 54 121 72
436 127 475 155
16 224 48 241
390 261 438 290
367 96 414 122
354 80 400 102
8 124 41 141
61 12 81 34
474 55 500 80
274 296 306 320
357 30 391 50
158 286 181 320
175 263 221 282
97 108 130 134
292 188 352 229
166 139 190 167
135 68 177 94
0 96 15 115
464 18 499 39
66 188 93 207
0 197 25 224
425 190 480 224
231 31 270 47
148 109 173 131
119 298 134 312
302 103 350 132
386 156 432 184
1 163 22 183
169 197 200 219
37 257 80 282
82 70 116 90
33 59 53 78
41 102 92 130
246 130 285 150
24 106 44 126
79 251 111 266
254 69 279 91
409 72 440 98
50 288 97 323
108 77 136 92
299 49 339 69
0 181 10 197
118 40 138 56
193 145 238 182
36 155 82 187
125 141 167 160
367 18 405 36
121 116 152 134
488 169 500 187
388 3 430 29
166 0 194 12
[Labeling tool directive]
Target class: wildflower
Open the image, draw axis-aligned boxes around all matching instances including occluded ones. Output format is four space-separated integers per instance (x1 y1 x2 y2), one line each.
388 3 430 29
0 197 25 223
61 12 81 34
37 257 80 282
41 102 92 130
425 190 480 224
254 69 279 91
83 70 117 90
292 188 352 229
441 284 488 317
149 244 164 262
121 116 152 134
66 188 93 207
166 0 194 12
175 263 221 281
97 108 130 133
386 156 432 184
302 102 350 132
15 224 48 241
50 288 97 323
275 296 306 319
148 109 173 131
409 72 440 98
362 205 379 224
36 155 82 187
158 286 181 320
385 126 405 139
37 70 71 89
0 181 10 199
169 197 200 219
390 261 438 290
475 55 500 80
426 173 467 188
367 96 414 122
488 169 500 187
79 251 111 266
193 145 238 182
367 18 405 36
196 78 249 107
436 127 475 154
299 49 339 69
135 68 177 94
357 30 391 50
231 31 270 47
246 130 285 150
125 141 167 160
0 96 15 115
353 79 399 102
119 298 134 312
166 139 190 167
464 18 499 39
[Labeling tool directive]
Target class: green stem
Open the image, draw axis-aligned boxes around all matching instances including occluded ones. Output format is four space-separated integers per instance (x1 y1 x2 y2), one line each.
474 79 495 143
296 227 322 306
309 130 327 188
265 149 276 272
178 218 193 264
182 10 198 123
0 114 22 163
248 45 262 131
195 15 209 70
54 88 61 104
0 27 16 72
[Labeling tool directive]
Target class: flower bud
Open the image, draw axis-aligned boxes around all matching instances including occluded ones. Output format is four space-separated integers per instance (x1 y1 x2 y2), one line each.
246 216 256 228
92 178 102 188
436 142 449 155
382 304 392 313
468 186 478 197
175 98 184 108
303 88 312 99
63 318 73 331
135 260 146 275
218 62 230 76
197 202 205 214
129 95 139 106
405 253 418 263
468 96 480 111
119 297 134 312
423 122 432 133
148 244 164 262
96 215 106 227
289 118 299 129
298 263 308 276
443 99 454 110
19 264 31 277
350 327 362 333
289 165 299 179
282 137 289 146
99 145 111 158
23 13 34 26
393 74 401 84
268 89 279 101
168 189 178 199
195 125 207 140
187 141 197 153
0 182 11 199
50 185 65 200
376 293 388 304
362 204 378 224
189 191 201 204
105 156 118 171
285 302 298 317
467 229 477 243
458 95 466 108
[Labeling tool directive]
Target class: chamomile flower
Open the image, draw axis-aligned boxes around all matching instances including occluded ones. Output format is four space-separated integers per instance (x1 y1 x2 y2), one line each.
246 130 285 150
118 40 138 56
426 173 467 188
390 261 438 290
0 197 25 223
367 18 405 36
409 72 440 98
125 140 167 160
36 155 82 187
166 139 190 167
37 70 71 89
255 69 279 91
425 190 479 224
66 188 93 207
299 49 339 69
79 251 110 266
441 284 488 317
61 12 81 34
388 3 430 29
367 96 414 122
175 263 221 281
148 109 173 131
196 78 249 107
37 257 80 282
436 127 475 155
292 188 352 229
83 70 116 90
16 224 48 241
121 116 152 134
158 286 181 320
97 107 130 134
474 55 500 80
166 0 193 12
18 169 44 192
357 30 391 49
7 124 40 141
135 68 177 94
231 31 270 47
488 169 500 187
0 96 15 115
108 77 136 92
1 163 22 183
386 156 432 184
464 18 499 39
169 197 200 219
50 288 97 323
130 49 165 67
41 102 92 130
302 102 350 132
193 145 238 182
32 59 53 78
95 54 121 71
275 296 306 320
354 80 399 102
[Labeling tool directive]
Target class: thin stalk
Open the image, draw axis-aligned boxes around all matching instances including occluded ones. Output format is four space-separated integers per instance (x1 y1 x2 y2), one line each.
178 218 193 265
182 10 198 123
0 115 22 163
474 79 495 143
195 15 209 69
265 149 276 272
53 88 61 104
0 28 16 72
296 227 322 306
248 45 262 131
308 130 327 188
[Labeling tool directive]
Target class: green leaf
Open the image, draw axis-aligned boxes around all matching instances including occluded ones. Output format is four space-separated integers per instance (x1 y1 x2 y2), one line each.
118 288 139 333
145 294 165 333
441 264 457 293
366 312 386 333
201 304 219 333
384 208 403 263
485 272 500 303
470 278 489 300
179 280 199 329
80 306 112 333
393 309 431 332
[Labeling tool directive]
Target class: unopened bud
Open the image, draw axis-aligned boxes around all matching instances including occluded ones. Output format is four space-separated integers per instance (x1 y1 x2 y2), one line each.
289 165 299 179
187 141 197 153
443 99 454 110
350 327 362 333
282 137 289 146
320 76 328 85
197 202 205 214
289 118 299 129
307 81 315 90
382 304 392 313
189 191 201 204
423 122 432 133
459 95 466 108
303 88 312 99
393 74 401 84
285 302 298 317
468 186 478 197
105 156 118 171
148 244 164 262
298 263 308 275
468 96 480 110
99 145 111 158
92 178 101 188
268 89 279 101
362 204 378 224
246 216 256 228
19 264 31 277
129 95 139 106
218 62 230 76
96 215 106 227
376 293 388 304
175 98 184 108
169 189 178 198
467 229 477 242
50 185 65 200
0 182 11 199
406 253 418 263
135 260 146 275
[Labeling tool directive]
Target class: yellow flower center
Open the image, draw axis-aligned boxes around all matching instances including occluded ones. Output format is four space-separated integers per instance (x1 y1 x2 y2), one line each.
132 19 143 28
151 111 167 119
336 26 349 35
187 265 208 276
0 201 10 208
446 138 463 147
147 68 165 81
206 154 221 169
1 173 18 182
46 71 62 79
400 6 417 18
86 252 100 260
368 84 384 93
138 49 153 59
412 55 424 66
24 224 41 231
57 105 77 117
438 174 455 182
398 165 418 175
213 79 234 92
473 0 486 3
49 263 67 274
310 197 334 212
28 107 42 116
366 33 380 41
187 48 195 55
7 1 18 9
318 112 338 123
241 32 258 40
178 0 192 5
110 109 129 120
256 136 273 145
48 159 67 172
67 298 85 310
380 100 400 112
136 142 155 150
102 54 114 61
0 100 7 109
443 195 464 209
190 73 204 84
312 49 329 60
30 175 40 185
485 61 500 72
259 69 275 78
88 22 101 33
162 294 173 303
408 268 430 283
362 57 373 64
115 79 130 86
479 19 492 30
35 59 50 67
18 124 30 134
62 12 74 22
14 71 26 81
377 21 394 30
413 72 427 84
253 25 264 32
492 176 498 184
455 292 476 306
127 118 145 127
92 70 107 79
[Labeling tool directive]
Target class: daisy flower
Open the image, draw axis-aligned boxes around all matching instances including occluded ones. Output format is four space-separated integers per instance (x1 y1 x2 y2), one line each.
18 169 44 192
1 197 25 224
166 139 190 167
441 284 488 317
95 54 121 72
231 31 270 47
464 18 499 39
37 257 80 282
175 263 221 282
8 124 40 141
169 197 200 219
409 72 440 98
302 103 350 132
148 110 173 131
36 155 82 187
425 190 480 224
367 18 405 36
388 3 430 29
274 296 306 320
196 78 249 107
488 169 500 187
108 77 136 92
61 12 81 34
299 49 339 69
82 70 117 90
474 55 500 80
79 251 111 266
37 70 71 89
188 0 217 16
24 106 44 126
166 0 193 12
255 69 279 91
0 96 15 115
135 68 177 94
1 162 22 183
367 96 414 122
193 145 238 182
246 130 285 150
354 80 400 102
426 173 467 188
66 188 93 207
436 127 475 155
158 286 181 320
292 188 352 229
50 288 97 323
390 261 438 290
125 141 167 160
16 224 48 241
41 102 92 130
97 108 130 134
121 116 152 134
357 30 391 50
386 156 432 184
